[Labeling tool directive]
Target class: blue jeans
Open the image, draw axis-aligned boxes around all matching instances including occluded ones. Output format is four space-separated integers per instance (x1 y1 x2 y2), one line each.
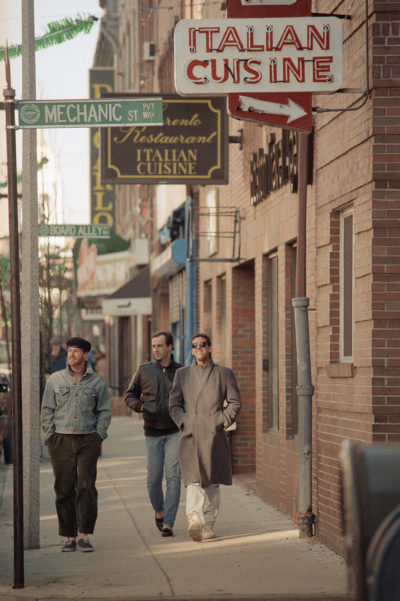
145 432 181 528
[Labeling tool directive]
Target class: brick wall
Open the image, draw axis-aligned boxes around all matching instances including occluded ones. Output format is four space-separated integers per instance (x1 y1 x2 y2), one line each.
231 262 256 473
175 0 400 555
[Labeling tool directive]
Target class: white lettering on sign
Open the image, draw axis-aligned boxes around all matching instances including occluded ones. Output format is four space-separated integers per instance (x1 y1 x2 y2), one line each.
39 224 110 238
49 224 77 236
175 17 342 94
43 102 123 125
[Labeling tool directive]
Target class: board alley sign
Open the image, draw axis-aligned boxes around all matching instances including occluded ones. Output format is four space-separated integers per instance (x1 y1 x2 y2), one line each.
175 17 342 95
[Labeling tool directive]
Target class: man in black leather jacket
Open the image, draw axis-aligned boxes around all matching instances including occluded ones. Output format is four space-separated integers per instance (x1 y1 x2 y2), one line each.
124 331 182 537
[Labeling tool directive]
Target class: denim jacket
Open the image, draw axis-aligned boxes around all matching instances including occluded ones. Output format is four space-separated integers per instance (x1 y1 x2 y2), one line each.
41 363 111 442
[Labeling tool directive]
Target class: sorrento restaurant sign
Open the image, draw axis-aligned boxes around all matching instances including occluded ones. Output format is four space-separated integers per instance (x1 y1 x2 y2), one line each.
101 95 228 184
174 17 342 95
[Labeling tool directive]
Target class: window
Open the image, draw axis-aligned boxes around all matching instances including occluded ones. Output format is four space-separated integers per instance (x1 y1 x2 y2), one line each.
203 280 212 341
340 209 354 362
289 244 298 436
217 275 227 365
267 254 279 429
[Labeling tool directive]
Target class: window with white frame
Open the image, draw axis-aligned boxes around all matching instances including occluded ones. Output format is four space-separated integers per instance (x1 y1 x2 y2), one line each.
340 208 354 362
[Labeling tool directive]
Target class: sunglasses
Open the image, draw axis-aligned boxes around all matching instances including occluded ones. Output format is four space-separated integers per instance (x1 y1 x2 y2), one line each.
191 341 208 349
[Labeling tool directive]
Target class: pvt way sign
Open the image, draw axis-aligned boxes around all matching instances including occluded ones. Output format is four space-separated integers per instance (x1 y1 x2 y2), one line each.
17 98 163 128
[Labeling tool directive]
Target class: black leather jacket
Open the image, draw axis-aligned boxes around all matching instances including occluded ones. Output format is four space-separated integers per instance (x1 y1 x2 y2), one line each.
124 360 182 435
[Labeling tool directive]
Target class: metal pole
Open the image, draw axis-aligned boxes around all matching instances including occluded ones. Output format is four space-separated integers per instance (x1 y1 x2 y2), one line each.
292 132 315 538
185 188 194 364
21 0 40 550
3 49 25 588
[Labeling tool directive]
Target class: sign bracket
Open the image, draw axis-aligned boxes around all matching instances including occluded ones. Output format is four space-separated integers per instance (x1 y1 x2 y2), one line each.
187 206 243 263
313 0 369 115
229 129 243 150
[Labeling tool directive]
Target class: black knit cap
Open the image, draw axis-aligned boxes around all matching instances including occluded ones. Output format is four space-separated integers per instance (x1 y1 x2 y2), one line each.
66 337 91 353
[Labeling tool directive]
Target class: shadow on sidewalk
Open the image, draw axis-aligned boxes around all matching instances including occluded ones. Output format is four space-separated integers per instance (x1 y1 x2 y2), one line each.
0 416 348 601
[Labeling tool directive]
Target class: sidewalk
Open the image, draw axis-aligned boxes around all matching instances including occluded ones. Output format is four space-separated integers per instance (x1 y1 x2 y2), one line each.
0 416 349 601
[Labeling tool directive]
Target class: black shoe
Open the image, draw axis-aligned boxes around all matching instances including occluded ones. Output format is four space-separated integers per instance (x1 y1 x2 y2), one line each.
77 537 94 552
161 527 173 537
62 539 76 552
155 516 164 531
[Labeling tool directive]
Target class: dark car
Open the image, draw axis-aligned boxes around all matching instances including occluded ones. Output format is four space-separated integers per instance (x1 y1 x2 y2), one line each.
0 339 11 376
0 372 12 464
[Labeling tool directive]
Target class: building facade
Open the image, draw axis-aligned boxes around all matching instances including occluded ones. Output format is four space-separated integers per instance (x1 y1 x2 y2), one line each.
94 0 400 554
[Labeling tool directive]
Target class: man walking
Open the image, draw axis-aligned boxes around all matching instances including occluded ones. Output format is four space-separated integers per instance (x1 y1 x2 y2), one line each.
125 331 182 537
169 333 241 542
41 337 111 552
46 336 68 374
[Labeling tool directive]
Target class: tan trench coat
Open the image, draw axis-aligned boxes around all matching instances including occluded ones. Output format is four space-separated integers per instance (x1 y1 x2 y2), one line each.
169 361 241 487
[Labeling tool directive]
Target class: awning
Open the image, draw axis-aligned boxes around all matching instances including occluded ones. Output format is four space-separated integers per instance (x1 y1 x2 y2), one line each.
151 238 186 278
102 266 152 317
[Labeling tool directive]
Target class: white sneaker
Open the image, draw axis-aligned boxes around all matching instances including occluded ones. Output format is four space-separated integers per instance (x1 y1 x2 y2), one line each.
202 525 216 540
188 515 202 542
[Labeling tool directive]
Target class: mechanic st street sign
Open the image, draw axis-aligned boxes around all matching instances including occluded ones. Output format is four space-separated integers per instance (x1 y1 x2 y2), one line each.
175 17 342 95
17 98 163 128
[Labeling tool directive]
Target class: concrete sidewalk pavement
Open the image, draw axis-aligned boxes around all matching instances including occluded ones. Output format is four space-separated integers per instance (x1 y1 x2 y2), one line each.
0 416 349 601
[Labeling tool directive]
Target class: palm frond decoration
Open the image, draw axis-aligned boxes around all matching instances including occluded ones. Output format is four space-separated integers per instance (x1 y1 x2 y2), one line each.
0 14 98 61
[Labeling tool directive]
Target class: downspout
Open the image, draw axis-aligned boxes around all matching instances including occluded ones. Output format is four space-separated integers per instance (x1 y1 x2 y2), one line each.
292 132 315 537
184 189 194 365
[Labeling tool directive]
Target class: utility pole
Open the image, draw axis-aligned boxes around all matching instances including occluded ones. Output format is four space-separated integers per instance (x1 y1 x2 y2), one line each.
21 0 40 550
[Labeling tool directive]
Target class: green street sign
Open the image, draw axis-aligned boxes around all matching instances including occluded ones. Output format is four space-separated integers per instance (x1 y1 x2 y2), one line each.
17 98 163 128
38 224 111 238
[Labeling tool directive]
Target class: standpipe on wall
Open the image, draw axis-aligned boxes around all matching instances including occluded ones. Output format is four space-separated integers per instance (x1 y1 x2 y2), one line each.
292 131 315 538
185 189 194 364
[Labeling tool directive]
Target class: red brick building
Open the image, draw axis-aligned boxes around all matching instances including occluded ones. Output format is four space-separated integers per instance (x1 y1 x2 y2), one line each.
96 0 400 553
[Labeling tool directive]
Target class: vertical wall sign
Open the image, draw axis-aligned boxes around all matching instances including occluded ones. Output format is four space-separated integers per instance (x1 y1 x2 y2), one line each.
89 68 116 228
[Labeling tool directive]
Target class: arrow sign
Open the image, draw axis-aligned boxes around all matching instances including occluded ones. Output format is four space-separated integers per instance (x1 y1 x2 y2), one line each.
239 95 307 124
229 92 313 131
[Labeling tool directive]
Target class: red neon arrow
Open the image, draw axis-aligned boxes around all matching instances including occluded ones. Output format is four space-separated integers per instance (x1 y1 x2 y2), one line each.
238 95 307 124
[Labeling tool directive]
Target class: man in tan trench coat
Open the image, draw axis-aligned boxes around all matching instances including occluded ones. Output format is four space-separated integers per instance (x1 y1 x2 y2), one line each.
169 332 241 542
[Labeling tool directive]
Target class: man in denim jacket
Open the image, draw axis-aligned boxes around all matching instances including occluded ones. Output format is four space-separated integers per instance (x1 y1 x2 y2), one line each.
41 337 111 553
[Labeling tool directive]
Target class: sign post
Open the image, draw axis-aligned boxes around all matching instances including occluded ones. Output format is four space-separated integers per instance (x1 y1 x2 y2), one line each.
3 49 24 589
